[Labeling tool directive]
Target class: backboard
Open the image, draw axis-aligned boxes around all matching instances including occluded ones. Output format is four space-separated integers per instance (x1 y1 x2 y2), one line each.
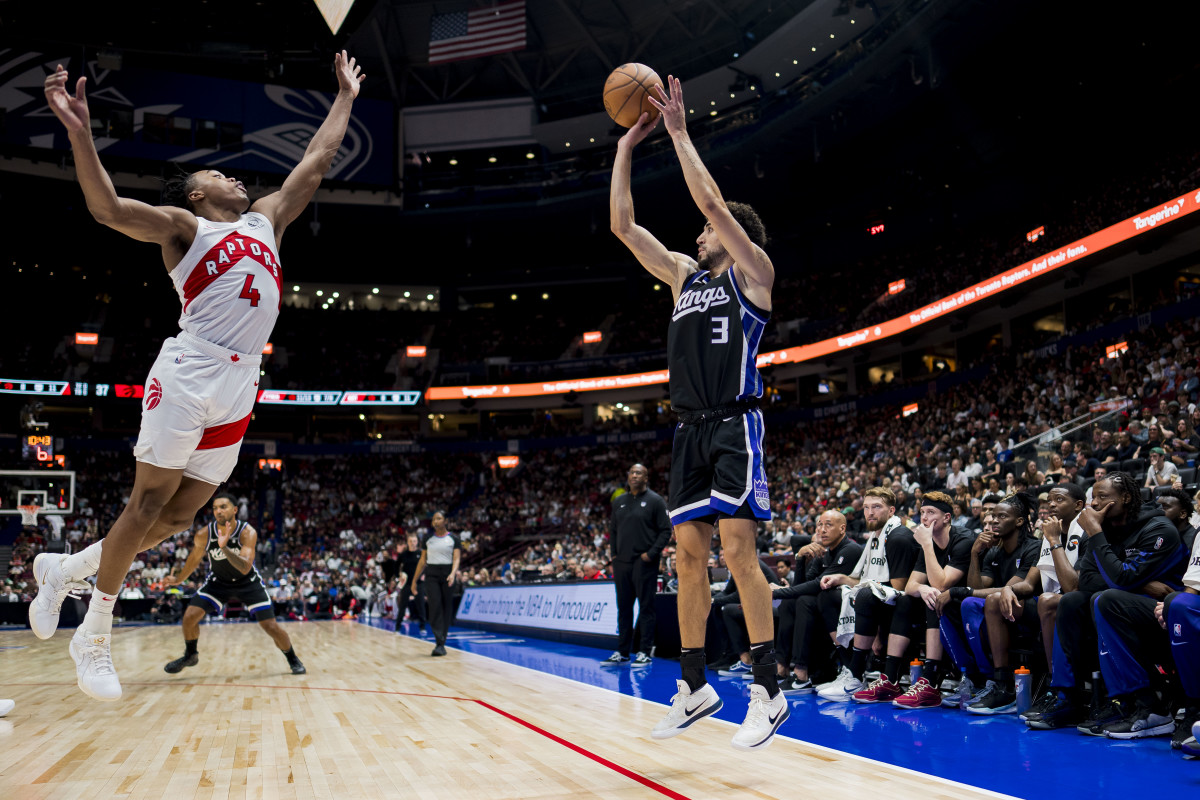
0 470 75 515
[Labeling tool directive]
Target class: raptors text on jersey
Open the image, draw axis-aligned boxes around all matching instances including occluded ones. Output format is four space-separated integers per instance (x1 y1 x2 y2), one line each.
170 212 282 355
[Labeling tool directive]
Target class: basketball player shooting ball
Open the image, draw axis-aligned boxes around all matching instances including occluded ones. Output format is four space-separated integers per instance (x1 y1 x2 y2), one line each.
28 52 364 701
610 75 785 749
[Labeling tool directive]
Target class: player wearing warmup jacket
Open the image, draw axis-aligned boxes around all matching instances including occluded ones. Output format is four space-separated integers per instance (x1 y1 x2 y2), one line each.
162 493 305 676
409 512 461 657
1026 472 1187 734
27 52 364 701
611 75 783 750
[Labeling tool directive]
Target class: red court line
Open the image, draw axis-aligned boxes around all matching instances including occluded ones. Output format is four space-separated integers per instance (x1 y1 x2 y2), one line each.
474 699 693 800
5 681 693 799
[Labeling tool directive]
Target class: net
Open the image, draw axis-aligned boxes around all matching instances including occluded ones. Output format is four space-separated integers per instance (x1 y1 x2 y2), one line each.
17 504 40 526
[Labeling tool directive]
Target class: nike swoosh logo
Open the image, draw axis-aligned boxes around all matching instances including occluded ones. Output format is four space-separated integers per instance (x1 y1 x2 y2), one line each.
768 708 785 725
683 700 710 717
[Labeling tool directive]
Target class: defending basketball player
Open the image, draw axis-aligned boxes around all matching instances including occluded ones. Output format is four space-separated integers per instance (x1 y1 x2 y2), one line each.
610 75 785 750
162 493 305 676
28 52 363 700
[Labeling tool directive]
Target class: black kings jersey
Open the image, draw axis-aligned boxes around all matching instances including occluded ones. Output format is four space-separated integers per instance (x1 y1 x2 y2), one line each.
204 520 262 585
667 268 769 411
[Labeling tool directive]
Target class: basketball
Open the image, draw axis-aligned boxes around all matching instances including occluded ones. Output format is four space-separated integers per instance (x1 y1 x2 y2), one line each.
603 63 663 128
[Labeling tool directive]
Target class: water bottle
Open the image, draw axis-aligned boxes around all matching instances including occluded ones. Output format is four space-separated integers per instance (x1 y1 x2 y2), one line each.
1014 667 1032 714
909 659 923 687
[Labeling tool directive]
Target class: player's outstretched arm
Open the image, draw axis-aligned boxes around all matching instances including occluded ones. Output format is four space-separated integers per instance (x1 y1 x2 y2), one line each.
165 529 210 585
252 51 365 238
648 76 774 292
610 111 696 299
45 65 193 246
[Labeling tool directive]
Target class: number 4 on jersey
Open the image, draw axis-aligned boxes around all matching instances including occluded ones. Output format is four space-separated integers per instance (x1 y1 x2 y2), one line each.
239 276 261 307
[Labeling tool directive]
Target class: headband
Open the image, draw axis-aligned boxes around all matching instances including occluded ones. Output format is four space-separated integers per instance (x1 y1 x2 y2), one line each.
924 499 953 514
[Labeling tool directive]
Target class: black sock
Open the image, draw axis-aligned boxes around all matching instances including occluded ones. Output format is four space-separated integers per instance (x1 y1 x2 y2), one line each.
282 646 298 661
884 655 903 683
750 641 780 698
184 638 198 657
835 646 851 670
996 665 1015 691
849 647 870 680
923 659 943 688
681 647 707 693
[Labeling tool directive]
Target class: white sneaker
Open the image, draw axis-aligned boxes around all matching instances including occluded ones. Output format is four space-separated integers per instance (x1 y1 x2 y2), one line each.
816 669 863 702
69 628 122 701
0 698 13 717
815 665 851 693
651 680 723 739
731 684 790 750
28 554 92 640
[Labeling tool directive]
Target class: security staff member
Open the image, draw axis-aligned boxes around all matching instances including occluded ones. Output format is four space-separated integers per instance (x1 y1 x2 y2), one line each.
601 463 672 667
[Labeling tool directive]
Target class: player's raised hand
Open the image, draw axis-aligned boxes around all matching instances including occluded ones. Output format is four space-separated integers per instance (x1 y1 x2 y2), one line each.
647 75 686 137
164 572 182 587
44 65 89 133
334 50 365 98
618 110 661 150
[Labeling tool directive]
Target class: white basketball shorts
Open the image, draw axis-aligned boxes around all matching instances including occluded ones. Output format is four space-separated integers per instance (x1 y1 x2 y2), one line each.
133 331 261 485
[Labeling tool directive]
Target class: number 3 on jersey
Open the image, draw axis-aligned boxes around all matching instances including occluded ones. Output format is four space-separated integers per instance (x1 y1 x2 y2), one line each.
711 316 728 344
239 275 261 307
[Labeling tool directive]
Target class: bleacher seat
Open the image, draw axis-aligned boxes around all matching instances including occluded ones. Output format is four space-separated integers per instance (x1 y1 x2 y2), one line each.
1178 467 1196 488
1140 487 1152 503
1122 458 1147 480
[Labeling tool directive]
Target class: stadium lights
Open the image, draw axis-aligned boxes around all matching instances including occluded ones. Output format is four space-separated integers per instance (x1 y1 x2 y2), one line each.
542 292 549 300
404 291 411 298
292 285 300 291
316 290 324 297
332 292 340 298
526 152 535 159
449 158 458 166
488 156 497 163
426 293 434 300
372 287 379 294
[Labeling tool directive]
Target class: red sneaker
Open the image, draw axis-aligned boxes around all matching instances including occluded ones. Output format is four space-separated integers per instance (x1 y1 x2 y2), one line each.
893 678 943 709
853 674 903 704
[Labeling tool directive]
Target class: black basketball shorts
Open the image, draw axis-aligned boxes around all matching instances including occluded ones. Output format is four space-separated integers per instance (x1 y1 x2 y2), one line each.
190 578 275 621
668 408 771 526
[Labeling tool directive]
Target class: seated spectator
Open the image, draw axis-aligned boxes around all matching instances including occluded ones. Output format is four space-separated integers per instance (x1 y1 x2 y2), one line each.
1145 447 1179 488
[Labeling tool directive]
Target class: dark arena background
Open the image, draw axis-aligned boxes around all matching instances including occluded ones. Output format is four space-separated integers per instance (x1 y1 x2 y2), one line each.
1 1 1199 797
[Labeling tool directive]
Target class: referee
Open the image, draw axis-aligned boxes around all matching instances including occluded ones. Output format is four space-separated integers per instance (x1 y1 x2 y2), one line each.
601 463 672 667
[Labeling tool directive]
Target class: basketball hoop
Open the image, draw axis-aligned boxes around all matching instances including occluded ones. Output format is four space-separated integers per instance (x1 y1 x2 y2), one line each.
17 504 40 527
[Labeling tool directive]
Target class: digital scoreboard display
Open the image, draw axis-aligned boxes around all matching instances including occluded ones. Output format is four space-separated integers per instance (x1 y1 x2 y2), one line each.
22 434 53 462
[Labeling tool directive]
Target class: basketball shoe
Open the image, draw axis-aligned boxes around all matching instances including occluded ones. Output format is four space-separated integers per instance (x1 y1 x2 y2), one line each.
28 554 92 639
651 680 723 739
731 684 790 750
70 628 122 701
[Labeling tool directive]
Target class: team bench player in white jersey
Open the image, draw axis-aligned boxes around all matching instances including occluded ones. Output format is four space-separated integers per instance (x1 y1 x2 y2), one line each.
611 76 784 750
28 52 365 701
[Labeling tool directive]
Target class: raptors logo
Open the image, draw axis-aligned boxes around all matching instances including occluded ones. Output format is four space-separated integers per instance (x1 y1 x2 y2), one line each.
146 378 163 410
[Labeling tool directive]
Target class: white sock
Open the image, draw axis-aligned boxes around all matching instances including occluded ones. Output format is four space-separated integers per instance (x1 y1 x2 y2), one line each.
83 591 117 635
63 540 104 581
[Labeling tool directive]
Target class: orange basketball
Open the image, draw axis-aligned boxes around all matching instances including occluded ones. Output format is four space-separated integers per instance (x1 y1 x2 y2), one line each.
603 63 663 128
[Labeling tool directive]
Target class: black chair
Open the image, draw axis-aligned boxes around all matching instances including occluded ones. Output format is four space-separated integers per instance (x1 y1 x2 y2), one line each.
1122 458 1147 480
1140 487 1153 503
1178 467 1196 488
1153 485 1175 498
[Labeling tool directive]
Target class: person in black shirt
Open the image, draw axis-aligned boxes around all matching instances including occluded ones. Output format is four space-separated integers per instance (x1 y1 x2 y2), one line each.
963 492 1044 713
1028 472 1186 732
772 510 862 693
600 464 672 667
395 532 427 634
410 512 461 656
163 493 305 675
1157 487 1198 553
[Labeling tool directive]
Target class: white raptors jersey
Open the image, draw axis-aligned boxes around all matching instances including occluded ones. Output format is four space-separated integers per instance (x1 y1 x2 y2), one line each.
169 212 282 355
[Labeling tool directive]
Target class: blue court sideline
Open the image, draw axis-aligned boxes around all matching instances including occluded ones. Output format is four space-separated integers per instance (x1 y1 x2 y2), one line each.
368 617 1197 798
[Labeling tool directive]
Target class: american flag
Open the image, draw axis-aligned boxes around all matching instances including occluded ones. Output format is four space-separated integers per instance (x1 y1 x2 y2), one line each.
428 0 527 65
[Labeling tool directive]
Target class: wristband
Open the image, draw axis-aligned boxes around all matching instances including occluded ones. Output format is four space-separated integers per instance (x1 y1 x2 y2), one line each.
1049 544 1064 551
949 586 972 601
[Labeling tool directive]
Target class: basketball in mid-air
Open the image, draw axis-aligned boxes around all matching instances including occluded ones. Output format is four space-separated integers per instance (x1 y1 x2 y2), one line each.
603 63 663 128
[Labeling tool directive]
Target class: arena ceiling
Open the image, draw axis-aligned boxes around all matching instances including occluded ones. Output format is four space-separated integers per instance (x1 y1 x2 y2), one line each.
2 0 823 119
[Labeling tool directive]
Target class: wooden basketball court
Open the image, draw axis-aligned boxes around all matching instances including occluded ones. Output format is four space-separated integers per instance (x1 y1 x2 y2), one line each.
0 621 1015 799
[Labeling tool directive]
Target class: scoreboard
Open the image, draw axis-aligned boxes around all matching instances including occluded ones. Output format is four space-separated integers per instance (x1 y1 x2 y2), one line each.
22 434 54 463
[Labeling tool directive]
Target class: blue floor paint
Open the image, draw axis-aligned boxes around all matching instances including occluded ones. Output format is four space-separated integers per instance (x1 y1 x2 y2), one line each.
367 617 1198 798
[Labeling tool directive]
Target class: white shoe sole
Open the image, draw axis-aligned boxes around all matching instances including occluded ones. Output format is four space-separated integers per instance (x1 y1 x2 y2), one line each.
650 699 723 739
1105 723 1175 739
731 705 790 750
